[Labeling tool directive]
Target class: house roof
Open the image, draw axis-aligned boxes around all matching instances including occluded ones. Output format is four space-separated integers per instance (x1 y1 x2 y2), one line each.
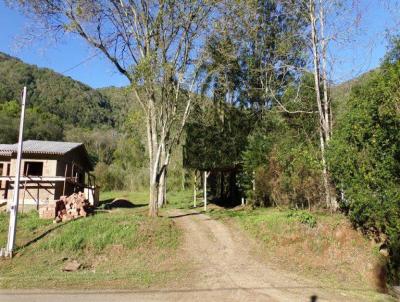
0 140 93 171
0 140 83 156
0 144 16 156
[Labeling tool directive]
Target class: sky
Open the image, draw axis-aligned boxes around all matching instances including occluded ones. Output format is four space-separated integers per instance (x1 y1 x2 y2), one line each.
0 1 398 88
0 2 129 88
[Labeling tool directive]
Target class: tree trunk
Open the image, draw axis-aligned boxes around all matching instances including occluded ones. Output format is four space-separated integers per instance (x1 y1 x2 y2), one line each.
149 180 158 217
203 171 208 211
157 172 165 208
157 144 167 208
319 127 331 209
147 97 160 217
157 168 166 208
309 0 336 211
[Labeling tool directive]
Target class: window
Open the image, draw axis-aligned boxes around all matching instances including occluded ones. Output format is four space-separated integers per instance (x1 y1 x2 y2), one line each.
24 162 43 176
0 164 3 176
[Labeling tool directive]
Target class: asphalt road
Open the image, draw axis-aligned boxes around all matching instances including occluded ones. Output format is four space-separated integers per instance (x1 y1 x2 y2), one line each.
0 289 323 302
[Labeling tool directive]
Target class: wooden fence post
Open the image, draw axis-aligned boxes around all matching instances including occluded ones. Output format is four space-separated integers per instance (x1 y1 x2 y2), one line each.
193 171 197 208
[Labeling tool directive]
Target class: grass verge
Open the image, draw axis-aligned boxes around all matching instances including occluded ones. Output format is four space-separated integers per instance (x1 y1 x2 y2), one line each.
0 192 186 289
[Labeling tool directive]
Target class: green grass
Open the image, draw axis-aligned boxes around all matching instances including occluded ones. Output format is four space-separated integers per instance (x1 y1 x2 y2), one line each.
0 211 53 248
0 193 186 289
99 190 149 206
164 190 193 210
100 191 193 209
100 189 194 211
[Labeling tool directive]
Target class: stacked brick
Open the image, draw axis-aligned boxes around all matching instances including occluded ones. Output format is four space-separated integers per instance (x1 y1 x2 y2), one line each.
39 192 93 222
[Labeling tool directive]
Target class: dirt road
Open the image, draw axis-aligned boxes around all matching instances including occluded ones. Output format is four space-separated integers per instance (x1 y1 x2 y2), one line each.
0 209 385 302
168 209 364 302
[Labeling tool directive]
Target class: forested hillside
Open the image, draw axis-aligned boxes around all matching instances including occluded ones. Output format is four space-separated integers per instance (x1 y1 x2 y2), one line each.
0 52 114 143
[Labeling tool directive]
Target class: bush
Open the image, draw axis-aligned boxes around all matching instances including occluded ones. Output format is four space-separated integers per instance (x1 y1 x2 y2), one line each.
242 112 324 209
328 59 400 282
94 162 125 191
286 210 317 228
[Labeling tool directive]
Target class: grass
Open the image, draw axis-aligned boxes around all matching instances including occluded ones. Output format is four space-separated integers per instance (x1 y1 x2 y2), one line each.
99 190 193 209
0 211 53 248
99 190 149 206
164 190 193 210
208 206 389 299
0 192 188 289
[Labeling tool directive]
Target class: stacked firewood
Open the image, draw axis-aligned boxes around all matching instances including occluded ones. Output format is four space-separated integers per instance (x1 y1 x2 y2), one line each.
39 192 93 222
56 192 93 222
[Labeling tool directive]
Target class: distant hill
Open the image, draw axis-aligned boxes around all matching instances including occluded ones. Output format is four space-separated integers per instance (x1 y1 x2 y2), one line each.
0 52 114 128
331 69 379 101
331 69 379 119
0 52 128 143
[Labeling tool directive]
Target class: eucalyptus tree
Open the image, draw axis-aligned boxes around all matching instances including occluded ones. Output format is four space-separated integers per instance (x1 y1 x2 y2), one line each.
203 0 308 113
294 0 361 210
9 0 214 216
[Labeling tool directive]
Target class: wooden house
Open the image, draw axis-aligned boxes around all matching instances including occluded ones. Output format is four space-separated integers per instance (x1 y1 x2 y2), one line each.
0 140 98 209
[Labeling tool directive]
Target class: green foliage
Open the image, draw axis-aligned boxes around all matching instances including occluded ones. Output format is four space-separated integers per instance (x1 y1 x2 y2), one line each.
286 210 317 228
328 57 400 282
0 52 160 193
0 101 19 143
0 100 64 143
184 104 253 171
240 74 323 208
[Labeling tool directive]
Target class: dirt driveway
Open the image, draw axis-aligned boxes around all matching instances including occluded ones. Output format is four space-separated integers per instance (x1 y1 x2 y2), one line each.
167 209 381 302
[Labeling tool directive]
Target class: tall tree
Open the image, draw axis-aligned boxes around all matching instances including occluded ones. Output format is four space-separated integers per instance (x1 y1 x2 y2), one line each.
203 0 307 112
303 0 360 210
308 0 335 210
9 0 213 216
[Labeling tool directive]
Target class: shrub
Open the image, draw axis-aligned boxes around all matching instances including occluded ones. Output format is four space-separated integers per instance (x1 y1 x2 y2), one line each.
243 123 324 209
328 59 400 282
286 210 317 228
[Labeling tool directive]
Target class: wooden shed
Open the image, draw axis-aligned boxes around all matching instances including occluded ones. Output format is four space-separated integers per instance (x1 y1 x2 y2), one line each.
0 140 98 209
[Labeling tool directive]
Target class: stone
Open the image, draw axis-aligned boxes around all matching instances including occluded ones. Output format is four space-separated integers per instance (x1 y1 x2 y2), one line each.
62 260 81 272
379 248 389 257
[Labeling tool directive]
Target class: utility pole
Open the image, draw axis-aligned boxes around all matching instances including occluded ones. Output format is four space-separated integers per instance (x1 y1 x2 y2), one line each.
5 86 27 257
193 171 197 208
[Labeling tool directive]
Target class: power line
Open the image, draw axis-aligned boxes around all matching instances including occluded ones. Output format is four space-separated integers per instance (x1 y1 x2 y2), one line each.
61 51 101 75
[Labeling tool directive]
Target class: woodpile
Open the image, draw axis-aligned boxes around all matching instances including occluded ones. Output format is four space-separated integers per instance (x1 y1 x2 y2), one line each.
39 192 93 222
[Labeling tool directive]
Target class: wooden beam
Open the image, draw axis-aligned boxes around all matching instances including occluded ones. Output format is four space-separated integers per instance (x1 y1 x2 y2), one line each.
62 164 68 196
0 176 66 182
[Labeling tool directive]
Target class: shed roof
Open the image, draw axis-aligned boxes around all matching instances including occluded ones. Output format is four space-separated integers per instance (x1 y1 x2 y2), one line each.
0 144 16 156
0 140 83 156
